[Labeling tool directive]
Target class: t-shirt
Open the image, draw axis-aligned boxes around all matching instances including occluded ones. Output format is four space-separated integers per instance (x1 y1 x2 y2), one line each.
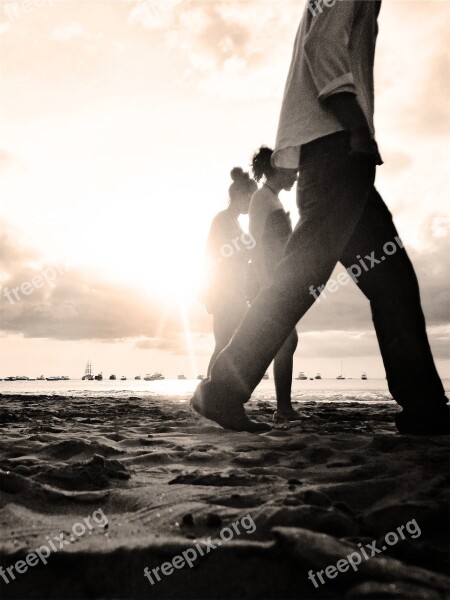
273 0 381 170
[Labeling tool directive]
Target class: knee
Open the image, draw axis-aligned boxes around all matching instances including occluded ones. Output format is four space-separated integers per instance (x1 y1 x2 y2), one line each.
289 330 299 354
280 330 298 356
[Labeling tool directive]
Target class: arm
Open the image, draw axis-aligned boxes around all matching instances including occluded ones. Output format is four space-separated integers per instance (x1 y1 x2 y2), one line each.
303 1 382 164
303 0 357 101
325 93 382 163
206 214 229 262
262 210 292 276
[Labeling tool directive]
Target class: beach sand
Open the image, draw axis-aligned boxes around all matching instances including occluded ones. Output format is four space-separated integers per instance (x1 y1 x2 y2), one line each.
0 394 448 599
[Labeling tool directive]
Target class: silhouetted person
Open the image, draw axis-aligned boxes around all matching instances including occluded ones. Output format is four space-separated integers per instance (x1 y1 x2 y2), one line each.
204 168 257 376
248 146 300 422
192 0 448 435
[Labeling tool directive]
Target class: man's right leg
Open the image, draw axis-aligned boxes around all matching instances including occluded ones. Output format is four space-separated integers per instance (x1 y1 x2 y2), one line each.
193 134 376 429
339 186 448 433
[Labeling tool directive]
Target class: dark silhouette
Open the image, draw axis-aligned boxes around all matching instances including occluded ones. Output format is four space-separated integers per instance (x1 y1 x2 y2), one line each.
192 0 448 435
203 168 257 376
248 146 299 422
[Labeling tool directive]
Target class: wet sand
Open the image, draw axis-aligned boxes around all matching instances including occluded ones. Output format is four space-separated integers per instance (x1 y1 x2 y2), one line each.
0 394 448 599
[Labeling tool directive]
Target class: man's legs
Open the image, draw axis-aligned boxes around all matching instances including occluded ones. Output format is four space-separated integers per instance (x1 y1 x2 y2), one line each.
193 133 376 428
339 187 448 432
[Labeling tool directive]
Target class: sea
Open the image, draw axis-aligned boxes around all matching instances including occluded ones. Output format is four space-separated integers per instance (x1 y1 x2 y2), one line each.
1 378 448 404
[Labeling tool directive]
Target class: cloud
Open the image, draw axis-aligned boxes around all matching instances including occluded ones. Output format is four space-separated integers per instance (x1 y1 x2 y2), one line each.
127 0 182 30
297 329 379 359
296 324 449 360
376 2 450 139
50 21 102 51
51 21 88 41
0 220 213 347
411 213 450 326
0 210 447 361
135 335 181 351
379 151 412 177
404 52 450 137
0 223 181 342
129 0 299 100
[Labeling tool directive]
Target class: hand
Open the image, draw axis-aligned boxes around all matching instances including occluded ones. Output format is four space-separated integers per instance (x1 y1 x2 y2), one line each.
349 128 383 165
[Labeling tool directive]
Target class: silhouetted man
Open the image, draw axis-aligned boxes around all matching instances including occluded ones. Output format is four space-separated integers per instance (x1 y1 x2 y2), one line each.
192 0 448 435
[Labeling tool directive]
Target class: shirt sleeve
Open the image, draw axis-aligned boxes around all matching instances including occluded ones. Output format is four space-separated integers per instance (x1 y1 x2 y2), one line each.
303 0 357 101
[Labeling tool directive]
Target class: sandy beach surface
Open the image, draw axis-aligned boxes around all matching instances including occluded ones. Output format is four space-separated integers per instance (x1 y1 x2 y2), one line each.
0 393 449 599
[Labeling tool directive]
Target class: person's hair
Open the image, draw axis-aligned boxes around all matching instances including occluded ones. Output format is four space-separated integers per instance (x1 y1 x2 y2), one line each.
228 167 257 204
251 146 275 183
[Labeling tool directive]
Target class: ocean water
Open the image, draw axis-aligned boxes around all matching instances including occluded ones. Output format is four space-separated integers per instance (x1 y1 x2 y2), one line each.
2 378 448 403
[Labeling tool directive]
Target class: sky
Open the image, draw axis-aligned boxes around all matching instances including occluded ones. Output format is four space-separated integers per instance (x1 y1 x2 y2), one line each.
0 0 449 379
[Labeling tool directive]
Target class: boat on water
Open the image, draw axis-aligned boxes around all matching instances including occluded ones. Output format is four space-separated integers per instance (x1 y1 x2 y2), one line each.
361 372 367 380
120 376 127 381
178 374 187 380
295 371 308 380
109 374 116 380
197 375 204 380
94 373 103 381
262 372 269 380
144 373 165 381
314 373 322 380
5 376 34 381
82 360 94 381
46 376 69 381
37 375 45 380
135 376 141 380
336 361 345 380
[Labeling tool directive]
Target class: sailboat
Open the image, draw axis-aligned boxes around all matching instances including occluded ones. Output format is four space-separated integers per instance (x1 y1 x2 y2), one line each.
82 360 94 380
314 373 322 379
361 372 367 380
336 361 345 380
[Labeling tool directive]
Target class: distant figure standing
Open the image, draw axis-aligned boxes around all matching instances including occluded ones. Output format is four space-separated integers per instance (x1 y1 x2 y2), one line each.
204 168 257 375
192 0 448 434
248 146 299 422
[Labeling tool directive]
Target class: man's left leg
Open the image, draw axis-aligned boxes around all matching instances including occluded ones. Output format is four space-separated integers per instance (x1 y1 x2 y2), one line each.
192 143 376 431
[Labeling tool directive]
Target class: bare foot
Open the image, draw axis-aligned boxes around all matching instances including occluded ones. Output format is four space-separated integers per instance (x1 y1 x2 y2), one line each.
273 409 303 423
190 381 271 433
